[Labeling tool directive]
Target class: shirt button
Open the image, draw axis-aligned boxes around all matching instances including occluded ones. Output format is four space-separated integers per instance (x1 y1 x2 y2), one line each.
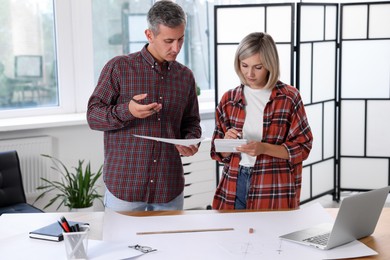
150 179 154 183
158 118 161 121
161 76 164 79
159 96 163 100
153 159 157 163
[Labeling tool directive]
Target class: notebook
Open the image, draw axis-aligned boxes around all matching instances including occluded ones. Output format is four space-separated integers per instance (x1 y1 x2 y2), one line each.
279 186 390 250
214 139 247 152
29 221 89 242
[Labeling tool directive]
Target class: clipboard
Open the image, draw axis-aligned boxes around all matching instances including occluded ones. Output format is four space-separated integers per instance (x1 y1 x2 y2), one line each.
214 139 247 152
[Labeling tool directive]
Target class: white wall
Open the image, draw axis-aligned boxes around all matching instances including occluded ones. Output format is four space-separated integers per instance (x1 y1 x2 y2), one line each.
2 116 215 212
2 123 105 212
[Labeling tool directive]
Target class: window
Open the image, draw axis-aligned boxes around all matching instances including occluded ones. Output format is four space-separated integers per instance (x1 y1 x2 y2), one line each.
91 1 212 92
1 0 283 122
0 0 58 113
0 0 98 120
1 0 215 120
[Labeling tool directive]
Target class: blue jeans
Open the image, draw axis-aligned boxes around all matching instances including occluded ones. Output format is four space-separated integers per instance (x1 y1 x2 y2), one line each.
234 166 252 209
104 189 184 211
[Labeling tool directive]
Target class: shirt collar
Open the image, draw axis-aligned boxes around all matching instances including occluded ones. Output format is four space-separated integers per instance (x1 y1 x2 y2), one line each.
235 81 286 105
270 81 288 100
140 44 173 71
233 85 245 106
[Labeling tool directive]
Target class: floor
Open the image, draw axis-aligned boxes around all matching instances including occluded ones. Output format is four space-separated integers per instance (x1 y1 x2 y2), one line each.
301 191 390 208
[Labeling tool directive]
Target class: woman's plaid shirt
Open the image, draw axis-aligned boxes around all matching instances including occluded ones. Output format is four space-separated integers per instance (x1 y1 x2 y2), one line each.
211 82 313 210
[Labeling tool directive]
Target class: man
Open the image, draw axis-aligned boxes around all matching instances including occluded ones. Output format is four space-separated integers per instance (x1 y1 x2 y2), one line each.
87 0 201 211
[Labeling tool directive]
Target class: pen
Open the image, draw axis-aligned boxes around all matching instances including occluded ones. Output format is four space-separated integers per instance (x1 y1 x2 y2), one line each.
70 225 76 232
237 132 242 139
60 216 71 233
74 223 80 232
58 220 67 232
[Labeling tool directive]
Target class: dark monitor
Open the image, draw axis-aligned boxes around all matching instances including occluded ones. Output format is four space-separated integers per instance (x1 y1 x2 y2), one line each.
14 55 43 78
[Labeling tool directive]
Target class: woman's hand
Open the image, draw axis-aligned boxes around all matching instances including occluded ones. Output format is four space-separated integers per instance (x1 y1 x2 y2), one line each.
236 142 289 159
219 128 242 158
224 128 242 140
236 141 262 157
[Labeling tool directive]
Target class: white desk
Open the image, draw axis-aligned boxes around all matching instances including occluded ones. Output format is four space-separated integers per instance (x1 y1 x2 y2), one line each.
0 206 388 260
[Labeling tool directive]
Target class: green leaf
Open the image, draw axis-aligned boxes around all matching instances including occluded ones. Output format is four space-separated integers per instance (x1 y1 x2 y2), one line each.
34 154 103 210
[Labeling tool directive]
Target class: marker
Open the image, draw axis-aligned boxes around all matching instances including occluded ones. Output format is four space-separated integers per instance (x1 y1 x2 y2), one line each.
74 223 80 232
57 221 67 232
60 216 71 233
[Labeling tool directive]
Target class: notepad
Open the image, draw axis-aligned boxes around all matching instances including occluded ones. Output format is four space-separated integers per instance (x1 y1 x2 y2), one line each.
29 221 89 242
214 139 247 152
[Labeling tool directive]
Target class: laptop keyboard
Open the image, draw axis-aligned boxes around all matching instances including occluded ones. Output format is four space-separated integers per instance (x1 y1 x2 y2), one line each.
303 233 330 246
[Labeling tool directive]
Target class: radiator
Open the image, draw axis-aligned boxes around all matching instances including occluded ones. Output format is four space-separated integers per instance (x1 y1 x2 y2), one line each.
0 136 52 197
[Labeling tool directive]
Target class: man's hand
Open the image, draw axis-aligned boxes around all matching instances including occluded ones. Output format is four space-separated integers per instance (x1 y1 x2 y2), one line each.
129 93 162 118
176 144 199 157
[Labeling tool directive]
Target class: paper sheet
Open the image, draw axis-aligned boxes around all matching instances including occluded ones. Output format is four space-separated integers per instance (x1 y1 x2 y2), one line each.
87 240 144 259
102 204 377 260
133 134 207 147
0 207 378 260
0 235 142 260
214 138 248 152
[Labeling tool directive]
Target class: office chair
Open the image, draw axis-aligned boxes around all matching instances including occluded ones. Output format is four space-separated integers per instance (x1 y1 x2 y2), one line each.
0 150 43 215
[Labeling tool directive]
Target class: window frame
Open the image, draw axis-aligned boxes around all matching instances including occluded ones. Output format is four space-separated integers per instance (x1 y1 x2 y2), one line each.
0 0 95 120
0 0 213 126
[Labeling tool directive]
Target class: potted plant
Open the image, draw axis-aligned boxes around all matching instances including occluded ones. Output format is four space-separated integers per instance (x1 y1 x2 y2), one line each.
34 154 103 211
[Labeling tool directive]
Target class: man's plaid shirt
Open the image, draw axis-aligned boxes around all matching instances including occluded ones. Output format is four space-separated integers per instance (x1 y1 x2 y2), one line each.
87 46 201 203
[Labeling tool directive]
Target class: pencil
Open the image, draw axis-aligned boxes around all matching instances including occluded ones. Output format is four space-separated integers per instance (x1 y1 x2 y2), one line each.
136 227 234 235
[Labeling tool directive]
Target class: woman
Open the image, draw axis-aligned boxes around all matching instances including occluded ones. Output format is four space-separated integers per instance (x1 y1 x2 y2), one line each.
211 32 313 210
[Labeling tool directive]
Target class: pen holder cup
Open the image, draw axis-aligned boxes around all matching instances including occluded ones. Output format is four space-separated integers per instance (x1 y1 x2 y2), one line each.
63 226 90 260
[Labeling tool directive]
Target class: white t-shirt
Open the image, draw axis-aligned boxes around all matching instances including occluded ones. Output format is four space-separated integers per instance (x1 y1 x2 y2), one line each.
239 86 272 167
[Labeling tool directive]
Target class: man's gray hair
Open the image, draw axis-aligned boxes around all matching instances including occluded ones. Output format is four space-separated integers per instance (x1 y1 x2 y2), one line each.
147 0 186 35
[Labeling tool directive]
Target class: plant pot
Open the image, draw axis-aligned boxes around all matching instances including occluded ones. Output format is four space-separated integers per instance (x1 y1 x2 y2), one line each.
70 206 94 212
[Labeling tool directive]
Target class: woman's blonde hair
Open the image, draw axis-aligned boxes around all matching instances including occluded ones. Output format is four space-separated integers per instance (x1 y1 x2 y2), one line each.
234 32 280 89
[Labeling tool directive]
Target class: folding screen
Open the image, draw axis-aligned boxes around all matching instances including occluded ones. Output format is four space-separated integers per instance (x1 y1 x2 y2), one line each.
214 3 295 104
296 3 338 202
338 2 390 198
214 3 320 201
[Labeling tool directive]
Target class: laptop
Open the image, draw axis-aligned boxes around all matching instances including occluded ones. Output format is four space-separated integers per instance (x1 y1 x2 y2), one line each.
279 186 390 250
